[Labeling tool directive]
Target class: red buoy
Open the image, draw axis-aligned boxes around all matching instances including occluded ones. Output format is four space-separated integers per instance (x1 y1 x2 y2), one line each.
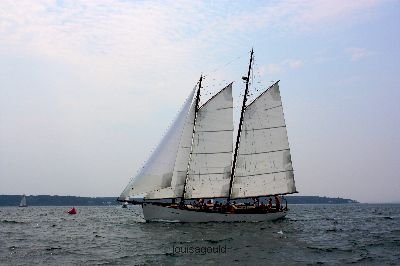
67 207 77 215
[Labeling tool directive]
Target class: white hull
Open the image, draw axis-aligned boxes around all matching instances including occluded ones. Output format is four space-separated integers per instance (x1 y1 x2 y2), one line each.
142 203 287 222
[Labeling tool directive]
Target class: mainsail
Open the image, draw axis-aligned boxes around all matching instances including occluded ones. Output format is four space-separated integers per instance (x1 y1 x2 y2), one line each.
230 81 296 198
119 87 196 200
184 84 233 199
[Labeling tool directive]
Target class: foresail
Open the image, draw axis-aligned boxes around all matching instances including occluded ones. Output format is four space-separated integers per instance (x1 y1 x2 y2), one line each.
231 82 296 198
119 87 196 200
184 84 233 199
146 92 196 199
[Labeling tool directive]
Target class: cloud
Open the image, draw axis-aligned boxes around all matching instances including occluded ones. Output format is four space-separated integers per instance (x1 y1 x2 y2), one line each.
288 0 381 30
286 59 304 69
0 0 381 97
0 0 384 62
259 59 304 75
209 0 383 35
346 47 374 61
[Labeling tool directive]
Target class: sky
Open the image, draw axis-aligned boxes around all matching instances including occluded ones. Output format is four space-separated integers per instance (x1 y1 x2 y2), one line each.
0 0 399 203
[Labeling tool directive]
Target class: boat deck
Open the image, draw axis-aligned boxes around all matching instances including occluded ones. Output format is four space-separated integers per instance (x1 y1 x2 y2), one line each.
161 203 287 215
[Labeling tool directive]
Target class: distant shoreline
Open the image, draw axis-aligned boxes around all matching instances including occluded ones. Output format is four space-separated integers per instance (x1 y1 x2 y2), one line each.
0 195 359 206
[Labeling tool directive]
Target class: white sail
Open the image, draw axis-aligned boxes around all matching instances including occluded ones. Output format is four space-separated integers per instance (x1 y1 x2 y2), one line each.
184 84 233 199
19 194 27 207
146 92 196 199
119 87 196 200
231 82 296 198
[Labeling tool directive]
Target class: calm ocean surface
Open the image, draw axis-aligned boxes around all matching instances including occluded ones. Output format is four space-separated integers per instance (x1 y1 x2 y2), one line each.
1 204 399 265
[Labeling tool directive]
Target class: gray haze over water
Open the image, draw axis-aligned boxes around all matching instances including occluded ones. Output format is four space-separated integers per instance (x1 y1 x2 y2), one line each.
1 204 399 265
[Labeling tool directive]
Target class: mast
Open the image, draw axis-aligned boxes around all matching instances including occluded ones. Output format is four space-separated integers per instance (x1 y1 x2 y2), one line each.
181 75 203 202
228 49 254 202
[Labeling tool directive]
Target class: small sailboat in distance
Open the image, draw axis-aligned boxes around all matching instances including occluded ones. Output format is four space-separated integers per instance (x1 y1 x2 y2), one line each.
19 194 27 207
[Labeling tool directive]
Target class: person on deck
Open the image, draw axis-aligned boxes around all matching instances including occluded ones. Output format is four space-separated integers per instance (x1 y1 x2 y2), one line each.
198 198 204 209
253 197 259 207
267 198 273 210
282 196 288 211
274 195 280 211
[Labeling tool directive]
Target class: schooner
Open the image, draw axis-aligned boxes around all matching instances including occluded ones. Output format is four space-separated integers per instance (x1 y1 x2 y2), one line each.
118 50 297 222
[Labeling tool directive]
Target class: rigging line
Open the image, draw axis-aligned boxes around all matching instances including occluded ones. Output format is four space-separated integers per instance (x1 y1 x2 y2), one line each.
199 83 232 109
243 125 286 131
188 172 226 176
235 169 294 178
204 53 246 77
195 129 232 133
239 148 290 156
216 107 233 110
192 151 232 155
245 80 280 109
264 105 283 111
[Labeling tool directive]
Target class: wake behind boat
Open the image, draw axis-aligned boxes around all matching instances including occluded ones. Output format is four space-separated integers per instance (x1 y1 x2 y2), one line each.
118 49 297 222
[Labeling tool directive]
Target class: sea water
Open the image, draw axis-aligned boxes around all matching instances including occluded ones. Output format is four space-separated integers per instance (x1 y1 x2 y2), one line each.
1 204 399 265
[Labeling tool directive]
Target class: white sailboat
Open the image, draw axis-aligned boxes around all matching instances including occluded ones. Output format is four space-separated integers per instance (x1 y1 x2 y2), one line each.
118 49 297 222
19 194 27 207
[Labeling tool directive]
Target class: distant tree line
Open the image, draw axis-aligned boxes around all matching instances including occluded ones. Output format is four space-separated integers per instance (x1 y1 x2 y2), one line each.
285 196 358 204
0 195 358 206
0 195 117 206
